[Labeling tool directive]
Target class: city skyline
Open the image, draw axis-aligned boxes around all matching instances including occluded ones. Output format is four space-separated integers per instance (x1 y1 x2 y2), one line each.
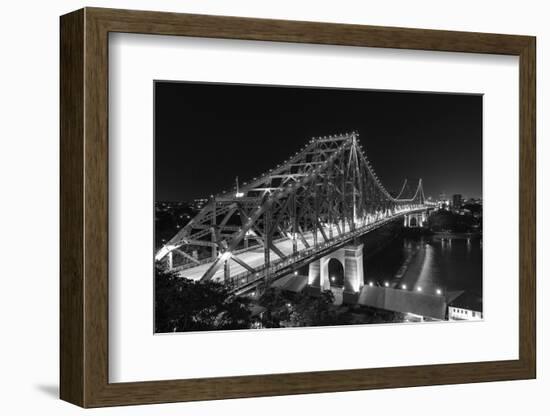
155 81 482 202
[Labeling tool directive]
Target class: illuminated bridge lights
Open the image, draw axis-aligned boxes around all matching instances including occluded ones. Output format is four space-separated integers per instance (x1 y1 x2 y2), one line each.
156 131 429 290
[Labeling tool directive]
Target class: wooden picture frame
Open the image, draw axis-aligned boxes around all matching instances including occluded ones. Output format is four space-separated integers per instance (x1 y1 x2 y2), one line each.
60 7 536 408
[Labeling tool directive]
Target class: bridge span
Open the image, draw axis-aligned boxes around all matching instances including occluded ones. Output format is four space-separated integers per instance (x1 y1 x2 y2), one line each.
156 131 435 294
173 208 428 293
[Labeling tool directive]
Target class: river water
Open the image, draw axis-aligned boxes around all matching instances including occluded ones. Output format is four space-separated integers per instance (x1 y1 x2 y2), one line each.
362 231 482 305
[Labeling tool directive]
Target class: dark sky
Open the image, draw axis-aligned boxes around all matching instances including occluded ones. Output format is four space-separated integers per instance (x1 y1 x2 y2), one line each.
155 81 482 202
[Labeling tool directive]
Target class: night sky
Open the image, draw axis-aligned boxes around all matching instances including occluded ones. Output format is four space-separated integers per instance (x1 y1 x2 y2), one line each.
155 81 482 202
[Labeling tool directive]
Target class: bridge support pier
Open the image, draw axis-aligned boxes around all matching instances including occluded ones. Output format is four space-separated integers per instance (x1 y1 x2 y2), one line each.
307 243 364 305
404 212 427 228
343 244 364 293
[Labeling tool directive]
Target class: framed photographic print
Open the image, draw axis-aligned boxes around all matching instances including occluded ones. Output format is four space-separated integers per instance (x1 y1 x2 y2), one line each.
60 7 536 408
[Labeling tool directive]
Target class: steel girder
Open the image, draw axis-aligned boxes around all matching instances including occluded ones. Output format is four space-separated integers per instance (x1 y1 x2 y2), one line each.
155 131 427 282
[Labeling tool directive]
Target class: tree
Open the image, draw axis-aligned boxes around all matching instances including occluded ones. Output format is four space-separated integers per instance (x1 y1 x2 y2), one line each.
257 288 339 328
155 266 251 332
428 210 476 232
257 287 291 328
288 290 338 327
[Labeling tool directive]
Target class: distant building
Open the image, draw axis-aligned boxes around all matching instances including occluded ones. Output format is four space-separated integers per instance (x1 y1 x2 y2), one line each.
436 192 450 210
463 198 482 219
465 197 482 205
452 194 463 209
448 292 483 321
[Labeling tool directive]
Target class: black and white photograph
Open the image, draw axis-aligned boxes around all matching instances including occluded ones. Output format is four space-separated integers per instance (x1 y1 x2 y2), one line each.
2 1 541 412
154 81 483 333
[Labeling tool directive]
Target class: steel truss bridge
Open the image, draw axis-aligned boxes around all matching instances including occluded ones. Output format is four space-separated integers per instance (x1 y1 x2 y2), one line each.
156 131 434 293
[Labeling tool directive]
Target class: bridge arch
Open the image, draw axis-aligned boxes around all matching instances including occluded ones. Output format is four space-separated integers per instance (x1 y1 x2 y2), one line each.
327 258 345 287
308 242 365 305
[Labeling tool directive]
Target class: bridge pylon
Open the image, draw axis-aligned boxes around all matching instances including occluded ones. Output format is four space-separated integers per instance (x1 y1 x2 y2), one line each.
308 242 364 305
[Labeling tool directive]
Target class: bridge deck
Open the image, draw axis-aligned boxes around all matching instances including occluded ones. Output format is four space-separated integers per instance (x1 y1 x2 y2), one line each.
175 208 426 283
174 209 429 283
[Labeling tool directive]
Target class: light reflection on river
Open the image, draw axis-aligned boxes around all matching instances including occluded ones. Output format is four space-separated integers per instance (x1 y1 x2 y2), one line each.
363 234 482 300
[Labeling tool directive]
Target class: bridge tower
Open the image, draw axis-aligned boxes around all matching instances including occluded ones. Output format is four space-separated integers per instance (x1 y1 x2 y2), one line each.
308 242 364 305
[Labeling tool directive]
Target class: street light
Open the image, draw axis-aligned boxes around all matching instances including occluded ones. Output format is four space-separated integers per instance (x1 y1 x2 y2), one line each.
401 284 407 290
417 286 422 292
436 288 442 295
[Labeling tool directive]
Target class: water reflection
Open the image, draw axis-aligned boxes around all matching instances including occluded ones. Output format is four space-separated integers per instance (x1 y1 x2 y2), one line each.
364 234 482 300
